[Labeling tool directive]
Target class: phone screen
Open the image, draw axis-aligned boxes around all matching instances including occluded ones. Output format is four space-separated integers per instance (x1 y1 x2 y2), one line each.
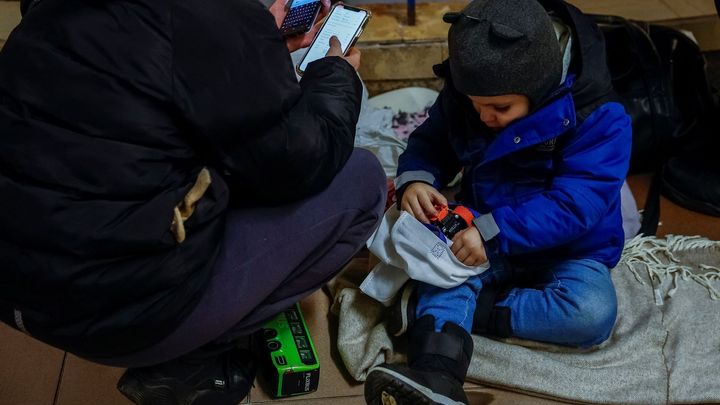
289 0 318 8
298 6 368 73
280 0 322 36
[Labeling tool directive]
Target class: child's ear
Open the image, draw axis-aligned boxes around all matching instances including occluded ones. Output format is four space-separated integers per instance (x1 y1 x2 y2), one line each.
489 22 525 41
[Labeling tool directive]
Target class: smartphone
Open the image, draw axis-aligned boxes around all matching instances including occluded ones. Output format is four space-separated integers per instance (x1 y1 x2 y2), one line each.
280 0 323 37
296 5 371 75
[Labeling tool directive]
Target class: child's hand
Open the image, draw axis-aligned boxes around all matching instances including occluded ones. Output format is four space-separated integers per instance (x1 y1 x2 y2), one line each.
451 227 487 266
401 182 447 223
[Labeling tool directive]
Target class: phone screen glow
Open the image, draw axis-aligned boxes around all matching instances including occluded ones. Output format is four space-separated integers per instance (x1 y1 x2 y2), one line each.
299 7 366 72
290 0 319 8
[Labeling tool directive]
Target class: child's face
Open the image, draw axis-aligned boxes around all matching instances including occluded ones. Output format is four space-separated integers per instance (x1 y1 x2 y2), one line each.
468 94 530 131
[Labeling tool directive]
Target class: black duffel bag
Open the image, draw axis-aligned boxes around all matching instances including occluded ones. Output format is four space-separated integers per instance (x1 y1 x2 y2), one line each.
592 14 720 235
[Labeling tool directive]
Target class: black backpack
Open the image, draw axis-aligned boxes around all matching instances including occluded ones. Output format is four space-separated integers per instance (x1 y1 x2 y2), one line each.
592 14 720 235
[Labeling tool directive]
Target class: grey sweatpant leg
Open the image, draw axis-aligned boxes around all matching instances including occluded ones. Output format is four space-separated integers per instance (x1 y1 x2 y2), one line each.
99 148 386 367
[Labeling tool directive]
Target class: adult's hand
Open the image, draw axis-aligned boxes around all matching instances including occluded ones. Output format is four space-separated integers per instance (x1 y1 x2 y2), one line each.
269 0 331 53
325 36 361 70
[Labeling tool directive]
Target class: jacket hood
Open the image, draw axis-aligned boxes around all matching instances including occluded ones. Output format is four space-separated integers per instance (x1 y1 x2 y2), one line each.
539 0 615 111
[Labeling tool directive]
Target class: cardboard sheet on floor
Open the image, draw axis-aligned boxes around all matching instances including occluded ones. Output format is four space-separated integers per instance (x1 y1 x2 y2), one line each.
329 235 720 404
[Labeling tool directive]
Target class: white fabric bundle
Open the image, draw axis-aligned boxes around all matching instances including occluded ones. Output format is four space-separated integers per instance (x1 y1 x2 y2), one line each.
361 207 490 305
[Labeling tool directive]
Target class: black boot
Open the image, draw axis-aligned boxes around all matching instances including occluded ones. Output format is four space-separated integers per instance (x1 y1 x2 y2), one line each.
386 281 417 337
117 345 256 405
365 315 472 405
471 287 512 338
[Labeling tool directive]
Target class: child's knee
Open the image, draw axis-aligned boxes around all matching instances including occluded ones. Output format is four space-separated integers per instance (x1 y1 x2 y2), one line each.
565 291 618 347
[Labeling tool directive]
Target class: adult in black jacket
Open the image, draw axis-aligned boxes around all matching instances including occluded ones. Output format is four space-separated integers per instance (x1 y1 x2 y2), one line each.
0 0 385 403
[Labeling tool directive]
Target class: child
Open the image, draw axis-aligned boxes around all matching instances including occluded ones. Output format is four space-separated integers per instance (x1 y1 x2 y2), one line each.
363 0 631 404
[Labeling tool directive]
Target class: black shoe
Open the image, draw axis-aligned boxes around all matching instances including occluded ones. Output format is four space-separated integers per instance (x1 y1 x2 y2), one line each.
386 281 417 337
365 315 472 405
117 347 256 405
364 363 467 405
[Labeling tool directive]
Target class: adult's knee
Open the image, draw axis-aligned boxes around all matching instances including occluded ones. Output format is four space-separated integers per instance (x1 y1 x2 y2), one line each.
337 148 387 213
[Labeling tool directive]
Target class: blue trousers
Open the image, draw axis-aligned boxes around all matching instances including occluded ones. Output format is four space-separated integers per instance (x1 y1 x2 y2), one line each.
416 257 618 348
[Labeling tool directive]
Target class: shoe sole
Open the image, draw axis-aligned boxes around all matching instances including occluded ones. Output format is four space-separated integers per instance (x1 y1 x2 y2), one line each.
364 366 465 405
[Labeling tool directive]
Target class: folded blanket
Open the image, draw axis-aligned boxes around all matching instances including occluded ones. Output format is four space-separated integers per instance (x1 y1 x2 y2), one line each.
329 235 720 404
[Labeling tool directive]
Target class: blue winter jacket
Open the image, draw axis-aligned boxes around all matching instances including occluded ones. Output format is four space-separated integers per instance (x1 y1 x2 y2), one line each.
396 0 632 268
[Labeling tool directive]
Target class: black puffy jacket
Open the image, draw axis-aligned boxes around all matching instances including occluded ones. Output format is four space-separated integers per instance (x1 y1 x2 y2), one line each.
0 0 362 358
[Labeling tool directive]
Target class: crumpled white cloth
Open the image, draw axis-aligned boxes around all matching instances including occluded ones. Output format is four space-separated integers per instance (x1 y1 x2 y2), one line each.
361 207 490 305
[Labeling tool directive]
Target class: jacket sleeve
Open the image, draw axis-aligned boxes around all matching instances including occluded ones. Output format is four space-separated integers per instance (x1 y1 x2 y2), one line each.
171 0 362 205
477 104 631 255
395 91 463 191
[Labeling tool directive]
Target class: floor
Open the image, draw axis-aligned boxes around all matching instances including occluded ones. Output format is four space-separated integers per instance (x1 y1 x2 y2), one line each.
2 1 720 404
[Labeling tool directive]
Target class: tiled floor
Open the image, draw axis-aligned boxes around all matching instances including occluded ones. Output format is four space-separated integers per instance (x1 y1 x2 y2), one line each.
0 287 562 405
0 325 65 405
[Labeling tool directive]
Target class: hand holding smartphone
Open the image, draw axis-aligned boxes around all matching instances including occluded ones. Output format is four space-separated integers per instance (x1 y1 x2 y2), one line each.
296 5 371 75
279 0 324 37
326 35 360 70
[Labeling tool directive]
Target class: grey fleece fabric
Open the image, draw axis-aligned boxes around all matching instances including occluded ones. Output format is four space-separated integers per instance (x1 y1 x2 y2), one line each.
329 235 720 404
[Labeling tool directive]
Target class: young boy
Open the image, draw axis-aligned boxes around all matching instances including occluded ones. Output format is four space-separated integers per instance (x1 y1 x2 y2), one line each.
363 0 631 404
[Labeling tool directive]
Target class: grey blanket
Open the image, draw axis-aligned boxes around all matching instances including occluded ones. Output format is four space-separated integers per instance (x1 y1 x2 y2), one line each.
329 235 720 404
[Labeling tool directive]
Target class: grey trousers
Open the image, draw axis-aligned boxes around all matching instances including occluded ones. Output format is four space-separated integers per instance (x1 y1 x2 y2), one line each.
98 149 386 367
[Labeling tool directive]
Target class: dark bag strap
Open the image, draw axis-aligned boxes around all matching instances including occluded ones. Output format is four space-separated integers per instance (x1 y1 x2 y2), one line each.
639 173 661 236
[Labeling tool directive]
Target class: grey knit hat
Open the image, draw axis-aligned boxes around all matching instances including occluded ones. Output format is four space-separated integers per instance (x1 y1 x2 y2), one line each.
445 0 563 106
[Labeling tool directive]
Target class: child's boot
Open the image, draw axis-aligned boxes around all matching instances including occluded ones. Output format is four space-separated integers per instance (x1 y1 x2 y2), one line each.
364 315 472 405
386 281 417 336
471 287 512 338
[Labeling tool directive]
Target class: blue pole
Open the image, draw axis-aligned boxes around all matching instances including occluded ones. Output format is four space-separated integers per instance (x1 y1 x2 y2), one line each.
407 0 415 25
